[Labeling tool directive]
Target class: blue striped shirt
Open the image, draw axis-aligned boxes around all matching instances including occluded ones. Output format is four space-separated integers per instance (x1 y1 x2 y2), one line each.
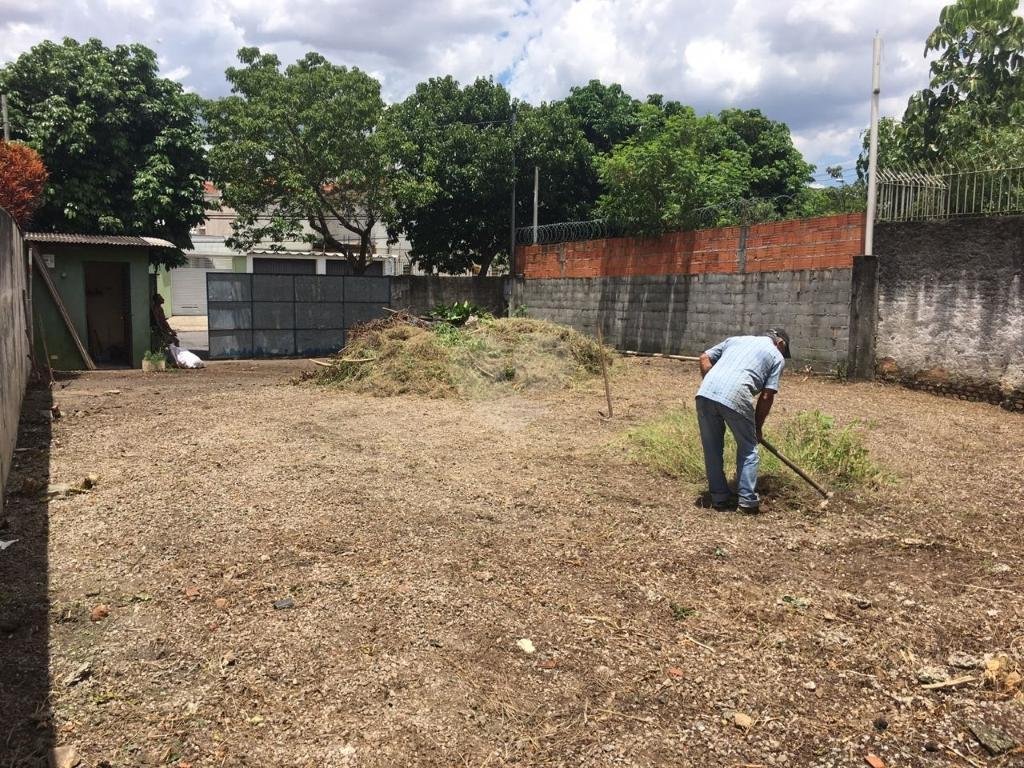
697 336 785 421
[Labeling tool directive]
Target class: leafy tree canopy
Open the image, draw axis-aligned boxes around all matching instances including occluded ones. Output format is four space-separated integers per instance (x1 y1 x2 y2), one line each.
875 0 1024 167
596 108 813 234
0 38 205 267
206 48 393 273
384 76 515 275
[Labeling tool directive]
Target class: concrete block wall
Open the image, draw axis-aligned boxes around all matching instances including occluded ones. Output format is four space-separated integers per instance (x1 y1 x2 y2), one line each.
518 268 852 366
512 214 863 368
391 276 507 317
0 209 30 516
875 217 1024 408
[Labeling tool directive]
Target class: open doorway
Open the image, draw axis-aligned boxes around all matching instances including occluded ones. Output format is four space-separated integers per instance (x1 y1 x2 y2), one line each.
84 261 132 367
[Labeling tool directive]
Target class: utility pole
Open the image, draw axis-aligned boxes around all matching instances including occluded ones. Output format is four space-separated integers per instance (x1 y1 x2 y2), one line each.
864 34 882 256
532 166 539 244
508 109 517 275
1 94 9 141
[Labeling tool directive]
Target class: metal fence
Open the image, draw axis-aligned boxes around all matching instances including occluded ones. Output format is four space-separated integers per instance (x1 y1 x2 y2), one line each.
207 273 391 359
876 166 1024 222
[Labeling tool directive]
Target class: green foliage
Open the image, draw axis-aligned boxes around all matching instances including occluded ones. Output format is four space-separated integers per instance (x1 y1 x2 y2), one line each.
513 99 600 224
669 603 696 621
205 48 394 272
429 300 494 326
596 108 812 234
142 350 167 364
384 76 515 276
626 408 884 495
872 0 1024 168
0 38 204 267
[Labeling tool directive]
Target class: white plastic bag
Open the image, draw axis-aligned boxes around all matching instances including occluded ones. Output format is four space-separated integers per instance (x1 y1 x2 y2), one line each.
169 344 205 369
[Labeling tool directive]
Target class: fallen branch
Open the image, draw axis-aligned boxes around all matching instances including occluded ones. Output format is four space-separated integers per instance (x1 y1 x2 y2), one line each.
680 634 716 653
921 675 976 690
619 349 701 362
309 356 376 366
944 746 986 768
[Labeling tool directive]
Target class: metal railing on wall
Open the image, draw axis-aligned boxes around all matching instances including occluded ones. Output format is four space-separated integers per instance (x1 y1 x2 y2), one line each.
876 166 1024 222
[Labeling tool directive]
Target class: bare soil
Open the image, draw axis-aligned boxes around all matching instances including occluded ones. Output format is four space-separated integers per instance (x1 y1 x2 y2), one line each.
2 358 1022 767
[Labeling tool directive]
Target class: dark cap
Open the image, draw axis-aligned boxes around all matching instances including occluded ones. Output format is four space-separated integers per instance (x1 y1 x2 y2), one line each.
766 328 792 359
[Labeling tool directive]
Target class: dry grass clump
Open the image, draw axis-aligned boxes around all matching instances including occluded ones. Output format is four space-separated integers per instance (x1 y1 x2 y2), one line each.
309 316 612 398
626 407 885 497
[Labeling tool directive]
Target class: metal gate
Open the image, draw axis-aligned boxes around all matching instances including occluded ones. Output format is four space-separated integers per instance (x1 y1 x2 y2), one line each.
206 273 391 359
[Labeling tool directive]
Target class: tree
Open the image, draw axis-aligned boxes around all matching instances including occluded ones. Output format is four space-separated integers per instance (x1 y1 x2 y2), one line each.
384 76 515 275
0 38 205 266
596 108 749 233
513 100 597 226
875 0 1024 167
206 49 393 273
718 109 813 204
596 108 812 234
0 141 48 228
561 80 643 153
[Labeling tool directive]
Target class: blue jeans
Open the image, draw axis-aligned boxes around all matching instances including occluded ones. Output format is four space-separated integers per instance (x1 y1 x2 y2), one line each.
695 396 760 508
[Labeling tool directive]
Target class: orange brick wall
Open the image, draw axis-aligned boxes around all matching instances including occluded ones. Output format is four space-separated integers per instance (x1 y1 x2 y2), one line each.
516 213 865 278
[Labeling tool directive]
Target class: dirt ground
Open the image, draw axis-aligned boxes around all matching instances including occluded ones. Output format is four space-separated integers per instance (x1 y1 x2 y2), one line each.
2 358 1022 768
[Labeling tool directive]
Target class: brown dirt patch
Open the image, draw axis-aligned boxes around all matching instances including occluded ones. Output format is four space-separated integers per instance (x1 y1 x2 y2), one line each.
2 359 1022 767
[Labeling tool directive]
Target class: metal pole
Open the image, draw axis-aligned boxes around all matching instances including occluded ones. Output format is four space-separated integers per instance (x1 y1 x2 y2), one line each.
509 110 517 274
864 34 882 256
2 94 9 141
532 166 539 244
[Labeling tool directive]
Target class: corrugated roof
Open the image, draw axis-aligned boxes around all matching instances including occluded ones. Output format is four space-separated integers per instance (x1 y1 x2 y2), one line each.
25 232 178 249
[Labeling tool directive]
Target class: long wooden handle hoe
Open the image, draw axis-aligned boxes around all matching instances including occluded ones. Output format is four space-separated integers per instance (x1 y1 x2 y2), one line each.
759 436 834 503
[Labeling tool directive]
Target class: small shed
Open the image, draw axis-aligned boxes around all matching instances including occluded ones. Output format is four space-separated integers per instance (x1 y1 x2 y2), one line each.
25 233 179 369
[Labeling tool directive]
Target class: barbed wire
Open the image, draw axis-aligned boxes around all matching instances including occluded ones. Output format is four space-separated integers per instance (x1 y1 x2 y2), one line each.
517 189 867 246
516 218 616 245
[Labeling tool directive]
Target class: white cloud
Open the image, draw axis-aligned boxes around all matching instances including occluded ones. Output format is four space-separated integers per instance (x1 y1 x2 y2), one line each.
0 0 948 168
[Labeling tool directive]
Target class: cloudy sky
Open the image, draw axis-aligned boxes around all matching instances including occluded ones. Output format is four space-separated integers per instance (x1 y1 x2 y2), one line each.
1 0 949 176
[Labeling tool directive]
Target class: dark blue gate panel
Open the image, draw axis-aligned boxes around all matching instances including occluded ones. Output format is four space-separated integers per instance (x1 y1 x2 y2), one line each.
253 275 294 302
296 330 346 356
295 303 345 330
253 330 295 356
208 273 390 359
208 302 252 331
208 274 251 302
253 302 295 330
295 276 344 302
209 330 253 358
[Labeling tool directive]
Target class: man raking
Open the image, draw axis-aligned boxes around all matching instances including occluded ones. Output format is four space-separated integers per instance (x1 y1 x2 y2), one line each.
696 329 791 512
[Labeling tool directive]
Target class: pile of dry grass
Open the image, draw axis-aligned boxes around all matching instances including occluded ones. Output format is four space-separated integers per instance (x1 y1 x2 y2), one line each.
308 316 612 397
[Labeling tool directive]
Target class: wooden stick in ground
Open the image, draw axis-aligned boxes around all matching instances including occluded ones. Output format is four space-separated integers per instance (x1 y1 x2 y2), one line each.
759 437 831 499
597 327 612 418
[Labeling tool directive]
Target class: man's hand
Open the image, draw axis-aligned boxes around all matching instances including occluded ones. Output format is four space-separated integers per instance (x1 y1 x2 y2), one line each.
755 389 775 443
699 353 714 378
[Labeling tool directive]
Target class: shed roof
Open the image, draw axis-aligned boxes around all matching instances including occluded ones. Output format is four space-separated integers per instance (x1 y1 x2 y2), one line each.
25 232 178 249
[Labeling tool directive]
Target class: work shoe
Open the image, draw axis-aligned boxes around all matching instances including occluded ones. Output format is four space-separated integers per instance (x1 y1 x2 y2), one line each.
696 493 735 511
737 503 761 514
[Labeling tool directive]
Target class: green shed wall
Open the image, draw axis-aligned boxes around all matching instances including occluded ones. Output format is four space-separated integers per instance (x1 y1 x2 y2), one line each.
34 245 151 369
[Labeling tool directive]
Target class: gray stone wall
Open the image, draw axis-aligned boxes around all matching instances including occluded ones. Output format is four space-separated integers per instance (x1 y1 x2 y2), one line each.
876 217 1024 402
391 276 507 317
517 269 852 366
